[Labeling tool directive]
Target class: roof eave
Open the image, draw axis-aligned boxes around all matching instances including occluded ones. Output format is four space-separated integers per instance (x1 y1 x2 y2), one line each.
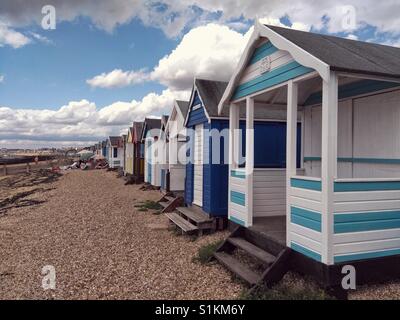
218 21 330 115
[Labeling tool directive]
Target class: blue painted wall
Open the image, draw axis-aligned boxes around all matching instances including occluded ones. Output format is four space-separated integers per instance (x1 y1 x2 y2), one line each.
239 122 301 168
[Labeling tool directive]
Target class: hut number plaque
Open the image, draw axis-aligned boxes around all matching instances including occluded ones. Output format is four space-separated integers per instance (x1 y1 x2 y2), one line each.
259 55 271 74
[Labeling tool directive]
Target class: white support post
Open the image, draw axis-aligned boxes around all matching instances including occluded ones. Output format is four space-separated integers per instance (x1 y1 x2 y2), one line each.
321 72 338 265
246 97 254 227
229 103 240 169
286 80 298 246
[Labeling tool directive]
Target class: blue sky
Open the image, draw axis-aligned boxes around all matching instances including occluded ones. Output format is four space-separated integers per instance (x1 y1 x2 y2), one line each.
0 18 176 109
0 0 399 148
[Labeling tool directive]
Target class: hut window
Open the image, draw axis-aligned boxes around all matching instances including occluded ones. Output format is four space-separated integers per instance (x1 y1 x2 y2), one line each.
113 147 118 158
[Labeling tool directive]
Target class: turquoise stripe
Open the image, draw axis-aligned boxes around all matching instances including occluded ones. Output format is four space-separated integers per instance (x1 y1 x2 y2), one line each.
231 170 246 179
291 206 321 232
291 242 322 262
335 210 400 223
230 216 246 226
335 219 400 234
231 191 245 206
248 42 278 65
305 79 400 106
334 181 400 192
291 178 321 191
335 248 400 263
233 61 313 100
304 157 400 165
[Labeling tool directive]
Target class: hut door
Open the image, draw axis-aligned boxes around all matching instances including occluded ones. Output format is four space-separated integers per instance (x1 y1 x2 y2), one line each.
193 124 203 206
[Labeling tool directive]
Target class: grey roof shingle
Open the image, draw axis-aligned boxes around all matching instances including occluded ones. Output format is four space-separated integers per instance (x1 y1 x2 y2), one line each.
267 25 400 79
195 79 229 117
176 100 189 118
109 136 122 147
141 118 162 140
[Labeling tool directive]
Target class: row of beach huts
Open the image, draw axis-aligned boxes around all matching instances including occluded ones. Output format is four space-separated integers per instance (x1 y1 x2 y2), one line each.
91 22 400 297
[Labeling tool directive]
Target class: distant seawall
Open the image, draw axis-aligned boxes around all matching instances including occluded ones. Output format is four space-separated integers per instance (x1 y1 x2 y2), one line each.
0 155 56 165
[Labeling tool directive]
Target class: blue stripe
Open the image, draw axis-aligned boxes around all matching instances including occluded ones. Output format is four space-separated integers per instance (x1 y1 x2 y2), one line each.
291 178 321 191
233 61 313 100
230 191 245 206
291 242 322 262
334 181 400 192
248 42 279 65
304 157 400 165
335 248 400 263
230 216 246 226
305 79 400 106
334 210 400 233
231 170 246 179
291 206 321 232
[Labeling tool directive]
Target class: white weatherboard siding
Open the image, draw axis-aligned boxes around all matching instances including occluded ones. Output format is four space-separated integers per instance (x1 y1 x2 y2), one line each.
230 169 247 225
333 188 400 262
193 124 203 206
304 90 400 179
289 184 323 260
167 114 186 191
253 169 286 217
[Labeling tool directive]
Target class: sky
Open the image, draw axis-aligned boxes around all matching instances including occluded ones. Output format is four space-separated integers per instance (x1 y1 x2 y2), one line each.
0 0 400 149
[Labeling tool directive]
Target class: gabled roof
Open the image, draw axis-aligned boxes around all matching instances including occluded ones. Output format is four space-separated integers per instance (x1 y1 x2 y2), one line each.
176 100 189 118
218 22 400 114
132 121 143 143
140 118 162 141
108 136 123 147
267 25 400 80
195 78 228 118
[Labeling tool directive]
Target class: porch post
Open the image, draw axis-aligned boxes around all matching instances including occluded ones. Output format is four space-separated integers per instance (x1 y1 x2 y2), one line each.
229 103 239 169
246 97 254 227
286 80 298 246
321 72 338 265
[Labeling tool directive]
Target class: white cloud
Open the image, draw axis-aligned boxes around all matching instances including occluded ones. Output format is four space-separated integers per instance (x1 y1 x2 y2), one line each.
0 75 4 83
151 23 251 90
0 23 30 48
87 23 251 91
29 32 53 45
1 0 400 39
0 89 190 147
86 69 150 89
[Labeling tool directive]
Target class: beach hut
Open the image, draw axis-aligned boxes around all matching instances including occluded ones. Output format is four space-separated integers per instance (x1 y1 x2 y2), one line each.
165 78 294 235
124 127 134 177
159 115 170 192
140 118 162 187
158 101 189 212
164 100 189 193
107 136 124 169
132 122 145 183
214 21 400 295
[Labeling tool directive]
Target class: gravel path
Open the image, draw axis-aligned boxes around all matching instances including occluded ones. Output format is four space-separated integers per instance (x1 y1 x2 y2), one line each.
0 170 243 300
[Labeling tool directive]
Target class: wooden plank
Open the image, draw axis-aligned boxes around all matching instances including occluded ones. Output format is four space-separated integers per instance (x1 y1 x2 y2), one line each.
228 237 276 265
214 252 261 286
176 207 212 223
165 212 198 232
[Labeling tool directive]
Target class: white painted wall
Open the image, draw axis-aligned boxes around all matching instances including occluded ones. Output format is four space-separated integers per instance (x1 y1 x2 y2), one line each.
193 124 203 206
303 89 400 179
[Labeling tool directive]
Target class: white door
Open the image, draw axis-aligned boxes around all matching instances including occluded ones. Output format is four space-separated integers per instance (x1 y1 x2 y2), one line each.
193 124 203 206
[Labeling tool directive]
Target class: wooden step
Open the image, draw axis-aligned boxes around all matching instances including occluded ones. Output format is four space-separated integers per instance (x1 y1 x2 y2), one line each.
159 201 169 208
214 252 261 286
165 212 198 233
228 237 276 265
165 196 175 202
176 207 212 224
